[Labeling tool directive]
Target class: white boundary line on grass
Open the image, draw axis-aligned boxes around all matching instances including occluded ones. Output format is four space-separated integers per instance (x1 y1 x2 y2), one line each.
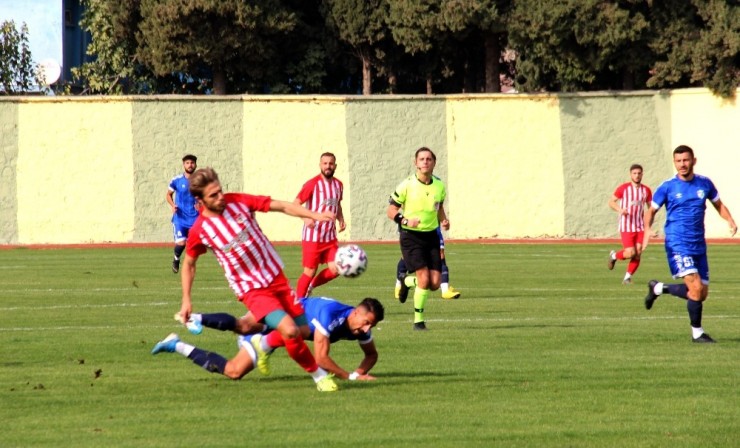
1 314 738 332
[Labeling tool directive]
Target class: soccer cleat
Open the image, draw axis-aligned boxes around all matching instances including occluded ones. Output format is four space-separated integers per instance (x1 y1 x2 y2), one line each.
644 280 659 310
316 374 339 392
397 275 410 304
173 312 203 335
151 333 179 355
250 333 272 376
441 287 461 300
394 285 401 300
607 251 616 270
692 333 716 343
172 257 180 274
413 322 427 331
622 278 632 285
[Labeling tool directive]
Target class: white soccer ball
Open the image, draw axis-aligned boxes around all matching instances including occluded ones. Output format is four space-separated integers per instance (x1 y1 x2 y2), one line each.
334 244 368 278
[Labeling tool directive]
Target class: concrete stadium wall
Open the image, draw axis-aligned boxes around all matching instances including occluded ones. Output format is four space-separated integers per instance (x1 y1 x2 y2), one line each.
0 88 737 244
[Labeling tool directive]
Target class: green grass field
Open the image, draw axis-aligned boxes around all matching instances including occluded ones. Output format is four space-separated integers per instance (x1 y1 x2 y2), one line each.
1 242 738 447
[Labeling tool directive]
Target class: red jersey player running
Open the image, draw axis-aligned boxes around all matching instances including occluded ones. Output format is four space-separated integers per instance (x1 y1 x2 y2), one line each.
157 167 339 392
294 152 346 298
607 164 653 284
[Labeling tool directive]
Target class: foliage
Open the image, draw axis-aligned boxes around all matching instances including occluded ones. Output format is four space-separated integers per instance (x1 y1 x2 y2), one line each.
2 243 740 446
0 20 42 94
68 0 738 97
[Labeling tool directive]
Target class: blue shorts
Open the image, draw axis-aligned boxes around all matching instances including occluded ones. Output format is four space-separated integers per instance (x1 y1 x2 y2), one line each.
172 221 191 243
666 249 709 284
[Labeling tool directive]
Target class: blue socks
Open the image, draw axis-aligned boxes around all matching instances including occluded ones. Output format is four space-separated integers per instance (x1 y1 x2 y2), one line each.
188 348 227 374
201 313 238 331
665 283 689 299
687 300 703 328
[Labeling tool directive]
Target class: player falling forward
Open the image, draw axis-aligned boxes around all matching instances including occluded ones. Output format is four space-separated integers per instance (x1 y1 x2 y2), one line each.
606 164 652 284
395 227 461 300
643 145 737 343
153 297 384 382
159 167 338 391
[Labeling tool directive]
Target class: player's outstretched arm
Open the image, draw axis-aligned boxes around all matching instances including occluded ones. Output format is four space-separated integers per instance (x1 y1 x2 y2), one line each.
270 199 334 223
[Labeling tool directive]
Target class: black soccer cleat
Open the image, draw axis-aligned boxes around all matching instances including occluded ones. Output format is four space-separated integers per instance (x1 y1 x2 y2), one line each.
397 275 410 304
692 333 716 343
644 280 659 310
172 258 180 274
413 322 427 331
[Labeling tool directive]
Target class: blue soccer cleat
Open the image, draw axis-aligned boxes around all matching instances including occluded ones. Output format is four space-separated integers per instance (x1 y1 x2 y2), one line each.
151 333 180 355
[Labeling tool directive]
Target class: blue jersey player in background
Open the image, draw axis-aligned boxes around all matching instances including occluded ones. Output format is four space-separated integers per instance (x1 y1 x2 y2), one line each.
166 154 199 273
643 145 737 343
155 297 384 382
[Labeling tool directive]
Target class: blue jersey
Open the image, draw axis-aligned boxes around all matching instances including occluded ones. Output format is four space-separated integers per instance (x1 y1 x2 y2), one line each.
652 174 719 254
168 174 199 228
300 297 372 344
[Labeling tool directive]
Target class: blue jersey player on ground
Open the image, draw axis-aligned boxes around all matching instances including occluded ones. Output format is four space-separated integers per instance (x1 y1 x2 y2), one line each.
153 297 385 382
643 145 737 343
166 154 199 273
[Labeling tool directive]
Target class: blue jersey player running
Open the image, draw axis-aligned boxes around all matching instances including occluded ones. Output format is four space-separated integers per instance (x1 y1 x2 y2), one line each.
166 154 199 273
154 297 384 382
643 145 737 343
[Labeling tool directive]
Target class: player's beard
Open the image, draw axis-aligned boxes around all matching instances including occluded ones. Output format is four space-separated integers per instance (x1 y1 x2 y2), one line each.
185 166 196 174
322 168 335 179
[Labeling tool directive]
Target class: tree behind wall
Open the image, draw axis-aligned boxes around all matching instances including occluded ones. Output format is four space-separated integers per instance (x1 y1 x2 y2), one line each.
0 21 40 94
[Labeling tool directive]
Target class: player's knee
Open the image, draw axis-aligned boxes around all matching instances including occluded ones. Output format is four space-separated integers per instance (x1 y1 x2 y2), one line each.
223 363 245 380
623 248 635 258
279 323 300 339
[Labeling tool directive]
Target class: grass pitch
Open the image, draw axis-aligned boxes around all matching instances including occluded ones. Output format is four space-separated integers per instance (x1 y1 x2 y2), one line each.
1 242 738 447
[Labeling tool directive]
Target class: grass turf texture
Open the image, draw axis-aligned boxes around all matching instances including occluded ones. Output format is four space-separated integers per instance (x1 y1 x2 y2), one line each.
1 243 738 447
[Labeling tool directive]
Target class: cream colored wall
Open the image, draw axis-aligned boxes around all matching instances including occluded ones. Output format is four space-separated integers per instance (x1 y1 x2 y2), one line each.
669 89 740 238
16 101 134 243
446 96 565 239
241 99 349 241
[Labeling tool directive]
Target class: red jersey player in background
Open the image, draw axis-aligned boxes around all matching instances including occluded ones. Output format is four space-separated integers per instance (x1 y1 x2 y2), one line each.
156 167 339 392
607 164 653 284
294 152 346 298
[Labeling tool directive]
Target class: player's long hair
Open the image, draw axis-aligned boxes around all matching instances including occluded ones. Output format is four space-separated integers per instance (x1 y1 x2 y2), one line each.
189 167 219 199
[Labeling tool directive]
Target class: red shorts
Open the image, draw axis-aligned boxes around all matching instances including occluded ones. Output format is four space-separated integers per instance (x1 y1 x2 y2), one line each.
238 272 305 322
301 240 338 269
620 231 644 249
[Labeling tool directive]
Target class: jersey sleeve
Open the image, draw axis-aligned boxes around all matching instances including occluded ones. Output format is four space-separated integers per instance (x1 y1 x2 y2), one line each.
613 183 626 199
295 177 316 204
184 219 208 258
645 186 653 204
229 193 271 213
651 182 667 209
168 176 177 192
706 178 720 202
389 178 408 206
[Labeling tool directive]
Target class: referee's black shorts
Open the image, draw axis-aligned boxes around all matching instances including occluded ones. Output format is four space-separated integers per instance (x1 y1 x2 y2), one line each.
400 228 442 272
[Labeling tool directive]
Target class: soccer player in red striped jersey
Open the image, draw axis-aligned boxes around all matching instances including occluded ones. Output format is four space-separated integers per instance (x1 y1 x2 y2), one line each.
172 167 339 392
607 164 653 284
293 153 346 298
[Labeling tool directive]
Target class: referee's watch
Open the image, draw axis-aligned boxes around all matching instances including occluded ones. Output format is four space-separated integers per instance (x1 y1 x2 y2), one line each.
402 218 409 226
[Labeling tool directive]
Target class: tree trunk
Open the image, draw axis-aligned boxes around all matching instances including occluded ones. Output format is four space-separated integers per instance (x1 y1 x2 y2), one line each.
212 69 227 95
388 70 397 94
484 32 501 93
362 56 372 95
426 74 433 95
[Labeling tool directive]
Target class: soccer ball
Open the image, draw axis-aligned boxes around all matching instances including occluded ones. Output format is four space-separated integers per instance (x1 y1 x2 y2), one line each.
334 244 368 278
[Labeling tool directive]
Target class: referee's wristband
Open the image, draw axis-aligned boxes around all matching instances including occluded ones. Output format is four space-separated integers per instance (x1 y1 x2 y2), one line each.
348 371 360 381
393 213 404 224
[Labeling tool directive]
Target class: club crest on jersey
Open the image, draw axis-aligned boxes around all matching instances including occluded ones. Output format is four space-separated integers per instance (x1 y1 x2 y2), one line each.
697 190 705 199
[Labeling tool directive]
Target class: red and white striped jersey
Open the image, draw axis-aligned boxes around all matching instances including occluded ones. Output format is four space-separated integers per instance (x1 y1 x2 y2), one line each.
186 193 284 296
296 174 343 243
613 182 653 232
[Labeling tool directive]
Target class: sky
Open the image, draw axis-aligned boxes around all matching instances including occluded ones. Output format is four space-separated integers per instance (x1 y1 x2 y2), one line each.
0 0 63 67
